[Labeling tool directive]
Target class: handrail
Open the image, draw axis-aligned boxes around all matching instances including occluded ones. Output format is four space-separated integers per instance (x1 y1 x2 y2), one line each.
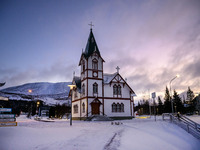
162 113 200 139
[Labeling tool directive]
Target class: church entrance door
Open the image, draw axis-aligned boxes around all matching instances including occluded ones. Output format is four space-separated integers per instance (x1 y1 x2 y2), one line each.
91 98 102 115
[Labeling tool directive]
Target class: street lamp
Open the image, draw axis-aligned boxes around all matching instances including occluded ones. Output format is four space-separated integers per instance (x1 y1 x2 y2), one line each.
28 89 33 118
68 84 76 126
169 74 180 114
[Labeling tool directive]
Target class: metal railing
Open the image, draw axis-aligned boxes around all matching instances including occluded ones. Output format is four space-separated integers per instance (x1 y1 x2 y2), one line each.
162 113 200 139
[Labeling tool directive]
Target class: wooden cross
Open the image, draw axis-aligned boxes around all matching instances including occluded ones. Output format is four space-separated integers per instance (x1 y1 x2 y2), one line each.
116 66 120 73
88 22 94 30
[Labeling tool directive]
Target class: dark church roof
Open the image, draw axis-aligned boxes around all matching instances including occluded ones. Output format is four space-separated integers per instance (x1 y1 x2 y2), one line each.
83 29 101 58
73 76 81 92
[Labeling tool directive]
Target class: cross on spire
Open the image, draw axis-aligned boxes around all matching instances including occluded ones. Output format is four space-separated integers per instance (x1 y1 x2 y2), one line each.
116 66 120 73
88 22 94 30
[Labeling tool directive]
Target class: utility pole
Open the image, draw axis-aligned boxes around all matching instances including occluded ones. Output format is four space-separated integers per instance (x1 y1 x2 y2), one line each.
152 92 156 121
148 89 151 118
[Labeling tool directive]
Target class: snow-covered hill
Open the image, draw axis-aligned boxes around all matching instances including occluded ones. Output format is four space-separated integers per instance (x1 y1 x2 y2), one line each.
0 82 72 105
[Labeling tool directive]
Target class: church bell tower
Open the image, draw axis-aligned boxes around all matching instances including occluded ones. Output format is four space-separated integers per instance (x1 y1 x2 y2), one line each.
78 26 105 116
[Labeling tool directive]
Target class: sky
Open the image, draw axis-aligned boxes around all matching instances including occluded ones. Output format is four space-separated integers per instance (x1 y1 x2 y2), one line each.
0 0 200 100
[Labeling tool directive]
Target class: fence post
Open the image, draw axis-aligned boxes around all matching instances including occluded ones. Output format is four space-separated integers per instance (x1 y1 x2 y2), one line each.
195 123 197 130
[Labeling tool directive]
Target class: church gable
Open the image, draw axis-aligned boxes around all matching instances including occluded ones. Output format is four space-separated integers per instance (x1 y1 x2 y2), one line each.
104 73 135 94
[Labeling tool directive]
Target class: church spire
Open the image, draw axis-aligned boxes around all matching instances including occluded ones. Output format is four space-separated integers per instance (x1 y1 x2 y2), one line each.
83 28 101 58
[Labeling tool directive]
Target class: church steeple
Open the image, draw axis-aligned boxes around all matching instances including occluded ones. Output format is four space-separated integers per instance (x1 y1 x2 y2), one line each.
83 29 101 58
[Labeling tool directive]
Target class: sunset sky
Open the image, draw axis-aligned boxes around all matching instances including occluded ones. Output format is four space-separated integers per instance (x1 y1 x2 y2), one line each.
0 0 200 99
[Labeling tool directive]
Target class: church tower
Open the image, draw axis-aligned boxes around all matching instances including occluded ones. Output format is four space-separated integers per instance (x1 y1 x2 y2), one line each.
71 28 105 119
79 28 105 117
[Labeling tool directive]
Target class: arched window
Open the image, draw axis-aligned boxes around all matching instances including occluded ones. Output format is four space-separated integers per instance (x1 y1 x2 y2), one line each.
92 59 98 70
117 103 121 112
93 82 98 94
121 103 124 112
113 84 118 95
82 84 85 95
82 103 85 113
118 85 121 95
112 103 124 113
113 84 122 96
112 103 116 112
73 104 78 114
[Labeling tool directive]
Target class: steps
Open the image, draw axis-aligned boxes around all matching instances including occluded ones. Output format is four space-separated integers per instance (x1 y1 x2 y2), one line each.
85 115 113 121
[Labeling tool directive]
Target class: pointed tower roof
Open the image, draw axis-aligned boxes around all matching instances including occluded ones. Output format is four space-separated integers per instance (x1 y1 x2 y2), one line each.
83 29 101 58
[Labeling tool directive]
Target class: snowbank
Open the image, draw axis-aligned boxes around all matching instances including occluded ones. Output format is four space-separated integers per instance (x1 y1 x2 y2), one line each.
0 116 199 150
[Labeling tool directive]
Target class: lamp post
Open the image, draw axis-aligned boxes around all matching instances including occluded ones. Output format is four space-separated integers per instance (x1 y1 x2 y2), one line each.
68 84 76 126
28 89 33 117
169 75 180 114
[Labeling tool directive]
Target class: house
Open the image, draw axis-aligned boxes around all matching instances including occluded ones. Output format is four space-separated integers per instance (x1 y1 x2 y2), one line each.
69 28 136 120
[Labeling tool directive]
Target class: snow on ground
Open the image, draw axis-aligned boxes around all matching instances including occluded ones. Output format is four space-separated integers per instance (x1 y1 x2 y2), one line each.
0 115 200 150
187 115 200 124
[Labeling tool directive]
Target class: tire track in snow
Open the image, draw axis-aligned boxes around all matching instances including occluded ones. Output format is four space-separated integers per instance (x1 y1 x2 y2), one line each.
104 129 124 150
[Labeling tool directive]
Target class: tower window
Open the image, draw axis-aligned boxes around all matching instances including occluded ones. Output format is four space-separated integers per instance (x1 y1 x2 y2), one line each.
73 104 78 114
92 59 98 70
82 103 85 113
93 82 98 94
82 84 85 95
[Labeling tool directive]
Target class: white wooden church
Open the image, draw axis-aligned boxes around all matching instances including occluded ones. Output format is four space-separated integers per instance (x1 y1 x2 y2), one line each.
70 28 136 120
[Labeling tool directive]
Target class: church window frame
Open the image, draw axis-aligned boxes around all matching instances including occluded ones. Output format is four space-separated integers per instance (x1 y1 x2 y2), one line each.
117 103 121 112
112 103 116 112
82 102 85 113
93 82 98 94
73 104 78 114
121 103 124 112
92 58 98 70
113 84 122 96
111 102 124 113
118 85 122 95
82 83 85 95
113 84 118 95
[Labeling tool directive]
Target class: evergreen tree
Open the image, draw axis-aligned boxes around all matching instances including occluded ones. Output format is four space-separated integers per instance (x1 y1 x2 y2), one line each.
158 96 163 115
173 90 183 113
164 86 171 113
186 87 195 113
187 87 194 102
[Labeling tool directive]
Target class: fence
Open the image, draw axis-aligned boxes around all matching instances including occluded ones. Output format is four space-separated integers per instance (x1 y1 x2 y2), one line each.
162 113 200 139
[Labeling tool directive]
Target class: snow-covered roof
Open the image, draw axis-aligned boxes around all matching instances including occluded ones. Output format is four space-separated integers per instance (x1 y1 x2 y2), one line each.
103 72 118 84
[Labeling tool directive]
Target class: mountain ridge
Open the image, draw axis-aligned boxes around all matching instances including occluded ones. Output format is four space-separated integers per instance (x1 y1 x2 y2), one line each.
0 82 72 105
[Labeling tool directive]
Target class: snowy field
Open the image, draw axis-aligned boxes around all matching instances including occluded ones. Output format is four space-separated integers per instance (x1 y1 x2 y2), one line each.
0 115 200 150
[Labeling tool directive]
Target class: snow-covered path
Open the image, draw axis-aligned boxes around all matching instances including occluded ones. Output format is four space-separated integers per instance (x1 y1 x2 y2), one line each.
0 116 200 150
